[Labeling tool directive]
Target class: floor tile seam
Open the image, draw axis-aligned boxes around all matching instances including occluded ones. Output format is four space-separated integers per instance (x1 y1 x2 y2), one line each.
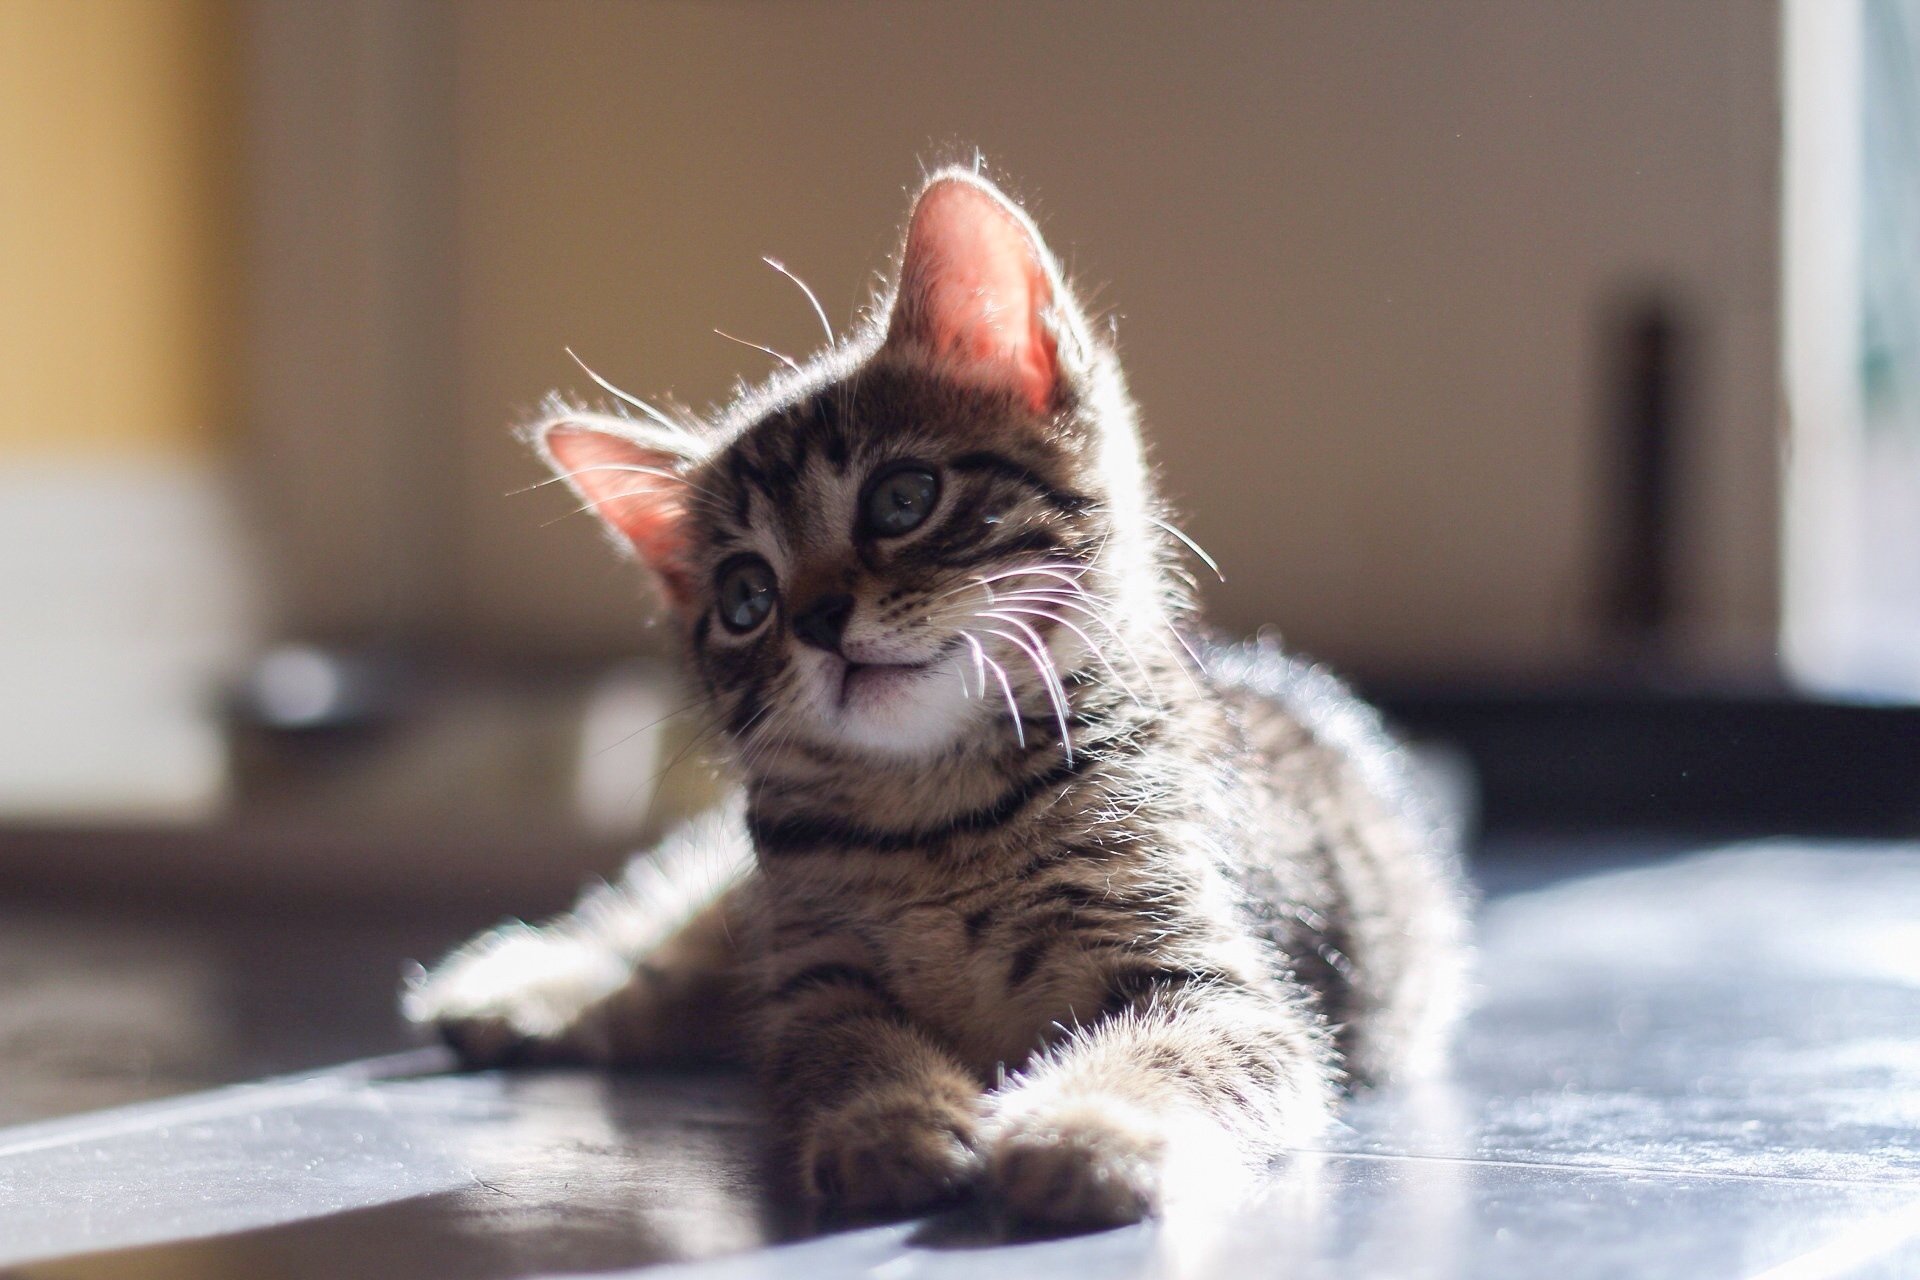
1295 1146 1920 1192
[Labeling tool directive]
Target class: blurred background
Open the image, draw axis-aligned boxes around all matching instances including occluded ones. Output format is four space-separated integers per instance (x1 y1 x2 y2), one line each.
10 9 1920 1270
1 0 1916 910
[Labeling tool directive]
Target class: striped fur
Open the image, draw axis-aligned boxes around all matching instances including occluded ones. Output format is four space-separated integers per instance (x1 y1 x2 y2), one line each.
408 168 1469 1231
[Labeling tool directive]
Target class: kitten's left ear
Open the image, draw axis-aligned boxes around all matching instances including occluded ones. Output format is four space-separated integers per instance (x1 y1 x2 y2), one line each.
534 411 706 610
883 172 1077 413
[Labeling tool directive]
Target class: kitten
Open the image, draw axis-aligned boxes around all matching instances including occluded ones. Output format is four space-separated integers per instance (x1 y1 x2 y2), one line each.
406 168 1468 1231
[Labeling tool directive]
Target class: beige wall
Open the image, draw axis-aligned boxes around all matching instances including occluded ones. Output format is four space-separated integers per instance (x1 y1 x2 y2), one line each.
269 1 1785 680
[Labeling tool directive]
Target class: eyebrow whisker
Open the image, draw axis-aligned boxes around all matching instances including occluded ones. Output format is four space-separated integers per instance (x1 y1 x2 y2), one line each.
762 256 836 349
565 347 699 439
713 328 802 374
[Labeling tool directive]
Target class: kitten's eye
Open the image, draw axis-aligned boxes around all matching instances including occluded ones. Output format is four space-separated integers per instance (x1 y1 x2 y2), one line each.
715 556 777 633
863 465 940 537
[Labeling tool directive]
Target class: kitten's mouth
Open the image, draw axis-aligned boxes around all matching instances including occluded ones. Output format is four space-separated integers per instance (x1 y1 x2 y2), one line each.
833 656 936 706
833 639 963 710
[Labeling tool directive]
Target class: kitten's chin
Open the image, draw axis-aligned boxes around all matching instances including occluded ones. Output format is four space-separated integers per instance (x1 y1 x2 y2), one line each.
814 655 979 758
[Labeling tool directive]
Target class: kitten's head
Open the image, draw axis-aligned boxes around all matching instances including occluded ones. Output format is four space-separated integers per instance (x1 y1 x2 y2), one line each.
537 170 1176 764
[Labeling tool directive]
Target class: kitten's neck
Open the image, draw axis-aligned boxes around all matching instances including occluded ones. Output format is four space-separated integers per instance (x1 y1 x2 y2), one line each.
737 648 1185 848
742 704 1072 833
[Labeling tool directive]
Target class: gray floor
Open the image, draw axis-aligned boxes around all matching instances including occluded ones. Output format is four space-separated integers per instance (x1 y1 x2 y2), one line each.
5 839 1920 1277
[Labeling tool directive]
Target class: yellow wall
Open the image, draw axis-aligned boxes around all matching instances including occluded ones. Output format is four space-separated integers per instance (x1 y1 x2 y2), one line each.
0 0 234 457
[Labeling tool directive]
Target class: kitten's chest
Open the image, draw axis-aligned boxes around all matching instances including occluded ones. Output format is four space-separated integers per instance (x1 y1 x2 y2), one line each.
870 903 1060 1073
767 855 1127 1073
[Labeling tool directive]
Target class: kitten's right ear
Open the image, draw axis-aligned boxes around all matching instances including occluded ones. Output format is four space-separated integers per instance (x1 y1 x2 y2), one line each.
535 412 704 610
885 172 1070 413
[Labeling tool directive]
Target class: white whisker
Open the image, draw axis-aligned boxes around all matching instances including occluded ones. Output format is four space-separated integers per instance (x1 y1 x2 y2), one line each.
513 464 720 506
1157 618 1208 685
1150 514 1225 582
961 632 1024 749
983 605 1145 709
990 589 1160 694
960 631 990 699
565 463 697 486
544 476 704 527
979 622 1072 763
994 558 1202 688
762 256 836 348
713 328 802 374
934 562 1091 603
565 348 696 438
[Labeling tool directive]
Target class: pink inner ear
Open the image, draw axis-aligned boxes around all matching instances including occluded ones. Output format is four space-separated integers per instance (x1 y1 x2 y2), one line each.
543 424 696 607
891 178 1059 412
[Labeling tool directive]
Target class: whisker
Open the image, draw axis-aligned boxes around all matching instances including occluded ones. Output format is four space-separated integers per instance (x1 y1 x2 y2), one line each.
971 562 1092 586
565 462 701 487
975 608 1067 692
1149 515 1225 583
631 700 755 824
735 702 802 773
590 693 712 759
762 256 836 348
1156 617 1208 685
565 347 697 438
962 632 1024 749
978 622 1072 763
983 605 1145 709
989 589 1160 693
713 328 802 374
935 563 1091 602
542 475 715 527
959 630 990 700
1048 554 1207 683
517 462 705 497
723 702 779 758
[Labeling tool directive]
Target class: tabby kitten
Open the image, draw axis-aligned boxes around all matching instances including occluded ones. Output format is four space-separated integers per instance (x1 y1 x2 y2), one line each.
406 169 1468 1231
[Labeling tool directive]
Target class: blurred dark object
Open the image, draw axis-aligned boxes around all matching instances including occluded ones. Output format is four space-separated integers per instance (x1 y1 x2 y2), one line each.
1597 297 1686 658
1383 683 1920 838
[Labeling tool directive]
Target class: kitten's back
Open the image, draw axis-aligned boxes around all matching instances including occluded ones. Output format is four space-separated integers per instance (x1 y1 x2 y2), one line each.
1208 640 1471 1084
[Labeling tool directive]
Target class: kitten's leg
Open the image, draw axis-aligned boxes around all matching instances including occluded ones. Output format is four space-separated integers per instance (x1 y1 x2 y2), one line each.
404 808 753 1066
983 971 1334 1231
759 963 985 1215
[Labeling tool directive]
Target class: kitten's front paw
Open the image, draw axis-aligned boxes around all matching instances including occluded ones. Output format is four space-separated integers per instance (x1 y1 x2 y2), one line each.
983 1095 1166 1232
403 924 630 1066
801 1083 983 1217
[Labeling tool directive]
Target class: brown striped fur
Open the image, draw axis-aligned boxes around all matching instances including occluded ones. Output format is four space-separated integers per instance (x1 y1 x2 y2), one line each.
406 167 1469 1232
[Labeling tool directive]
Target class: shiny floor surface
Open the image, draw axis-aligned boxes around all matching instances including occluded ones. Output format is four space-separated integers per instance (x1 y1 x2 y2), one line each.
6 840 1920 1278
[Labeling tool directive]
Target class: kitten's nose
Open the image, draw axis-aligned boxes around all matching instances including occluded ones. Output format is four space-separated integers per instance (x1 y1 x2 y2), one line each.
793 593 854 653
